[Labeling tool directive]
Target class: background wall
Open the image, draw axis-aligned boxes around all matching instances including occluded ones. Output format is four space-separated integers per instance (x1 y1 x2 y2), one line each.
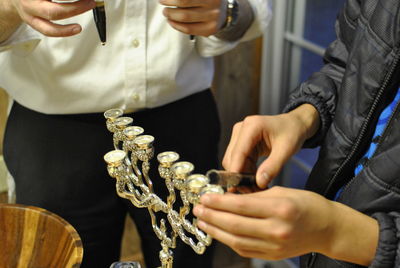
213 38 263 163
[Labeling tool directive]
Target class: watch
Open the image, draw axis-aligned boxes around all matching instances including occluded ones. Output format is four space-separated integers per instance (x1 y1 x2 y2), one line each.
223 0 239 30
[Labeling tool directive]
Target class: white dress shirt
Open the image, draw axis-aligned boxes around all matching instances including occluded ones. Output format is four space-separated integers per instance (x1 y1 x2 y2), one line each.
0 0 271 114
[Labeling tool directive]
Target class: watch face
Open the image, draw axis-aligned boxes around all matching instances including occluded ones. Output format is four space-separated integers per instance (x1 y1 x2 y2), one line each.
226 0 239 27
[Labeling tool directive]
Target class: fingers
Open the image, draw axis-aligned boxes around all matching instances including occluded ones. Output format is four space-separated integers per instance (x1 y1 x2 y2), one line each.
162 7 219 24
193 193 300 257
229 185 263 194
159 0 215 8
255 140 294 188
223 116 268 176
194 203 263 237
159 0 223 36
196 192 276 218
166 20 218 36
28 17 82 37
222 121 243 172
223 114 305 189
195 218 279 254
14 0 95 37
24 0 95 21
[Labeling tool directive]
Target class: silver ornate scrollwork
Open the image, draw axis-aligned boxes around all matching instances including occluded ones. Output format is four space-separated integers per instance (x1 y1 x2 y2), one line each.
103 109 224 268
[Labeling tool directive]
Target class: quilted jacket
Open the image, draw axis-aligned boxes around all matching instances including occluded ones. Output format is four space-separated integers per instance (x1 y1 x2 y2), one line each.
284 1 400 267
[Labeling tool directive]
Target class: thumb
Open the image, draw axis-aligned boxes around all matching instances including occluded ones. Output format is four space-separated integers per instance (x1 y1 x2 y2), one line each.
255 144 292 189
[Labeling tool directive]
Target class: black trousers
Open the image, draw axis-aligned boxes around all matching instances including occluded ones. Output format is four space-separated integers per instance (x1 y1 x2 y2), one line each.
3 90 220 268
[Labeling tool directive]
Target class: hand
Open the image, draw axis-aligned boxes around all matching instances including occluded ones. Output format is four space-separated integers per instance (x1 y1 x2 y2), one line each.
223 104 320 189
193 186 379 265
159 0 227 36
194 187 334 260
10 0 96 37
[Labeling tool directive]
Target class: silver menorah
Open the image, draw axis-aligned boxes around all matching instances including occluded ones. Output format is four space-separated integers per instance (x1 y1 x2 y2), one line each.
103 108 228 268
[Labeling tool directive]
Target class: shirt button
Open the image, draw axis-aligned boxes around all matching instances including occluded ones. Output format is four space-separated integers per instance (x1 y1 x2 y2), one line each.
132 93 140 101
131 39 140 48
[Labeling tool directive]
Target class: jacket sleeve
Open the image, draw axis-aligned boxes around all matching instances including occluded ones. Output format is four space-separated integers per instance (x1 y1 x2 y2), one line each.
369 212 400 268
282 0 361 148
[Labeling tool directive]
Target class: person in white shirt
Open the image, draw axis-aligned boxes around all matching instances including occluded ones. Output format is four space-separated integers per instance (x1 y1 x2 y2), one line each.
0 0 271 267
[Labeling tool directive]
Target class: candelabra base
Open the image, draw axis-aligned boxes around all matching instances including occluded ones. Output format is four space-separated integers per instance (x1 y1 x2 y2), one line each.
110 261 141 268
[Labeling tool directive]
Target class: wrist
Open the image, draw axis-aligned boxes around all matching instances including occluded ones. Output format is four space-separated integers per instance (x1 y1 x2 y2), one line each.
288 104 320 143
323 202 379 266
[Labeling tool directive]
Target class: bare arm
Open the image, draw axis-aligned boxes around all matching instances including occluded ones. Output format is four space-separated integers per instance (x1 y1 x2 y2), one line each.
194 187 379 266
196 104 377 265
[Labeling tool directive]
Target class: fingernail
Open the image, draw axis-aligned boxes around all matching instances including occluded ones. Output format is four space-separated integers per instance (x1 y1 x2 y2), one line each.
71 26 81 35
262 172 270 182
197 220 206 229
200 194 210 205
260 172 270 188
193 206 203 217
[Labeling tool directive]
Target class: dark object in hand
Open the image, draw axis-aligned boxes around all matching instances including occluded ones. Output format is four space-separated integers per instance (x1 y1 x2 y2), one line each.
206 169 262 193
93 1 106 45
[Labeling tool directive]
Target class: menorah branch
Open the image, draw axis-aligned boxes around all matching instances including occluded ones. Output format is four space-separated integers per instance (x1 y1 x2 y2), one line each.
103 108 225 268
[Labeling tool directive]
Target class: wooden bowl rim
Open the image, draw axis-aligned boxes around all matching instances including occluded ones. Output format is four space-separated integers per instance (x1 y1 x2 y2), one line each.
0 202 84 261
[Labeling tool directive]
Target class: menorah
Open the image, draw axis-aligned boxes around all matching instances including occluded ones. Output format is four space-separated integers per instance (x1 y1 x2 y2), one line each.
103 108 227 268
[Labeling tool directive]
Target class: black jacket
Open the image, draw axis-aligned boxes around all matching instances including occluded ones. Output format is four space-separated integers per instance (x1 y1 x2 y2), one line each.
284 1 400 267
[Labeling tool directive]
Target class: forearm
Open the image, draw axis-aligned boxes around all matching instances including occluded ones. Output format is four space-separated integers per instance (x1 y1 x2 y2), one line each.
0 0 22 43
322 201 379 266
215 0 254 42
